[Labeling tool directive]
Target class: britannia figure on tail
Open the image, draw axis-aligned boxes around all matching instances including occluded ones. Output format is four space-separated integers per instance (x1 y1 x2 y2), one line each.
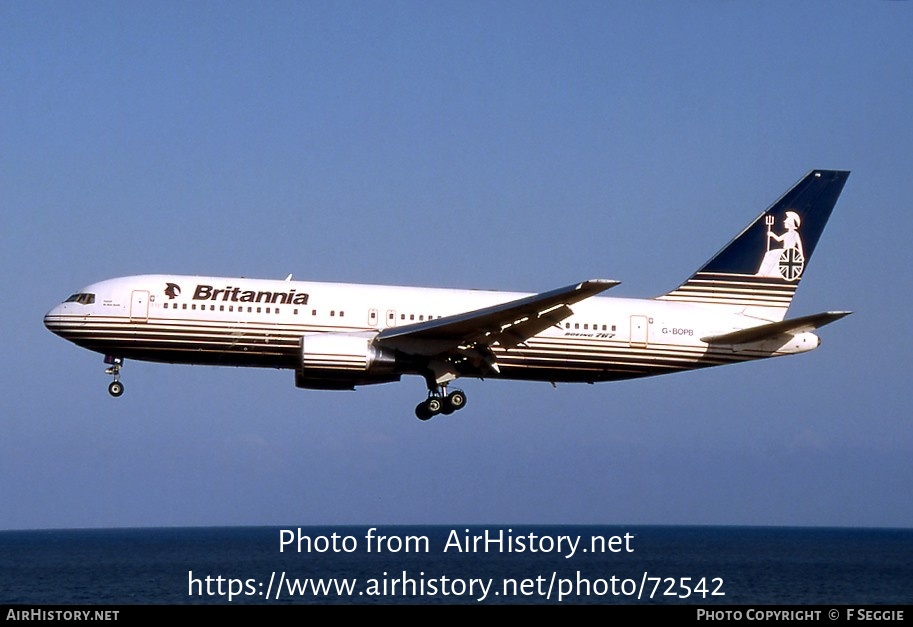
756 210 805 281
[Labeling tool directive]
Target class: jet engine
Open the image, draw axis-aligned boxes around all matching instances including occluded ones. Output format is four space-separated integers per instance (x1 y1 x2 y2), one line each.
295 332 400 390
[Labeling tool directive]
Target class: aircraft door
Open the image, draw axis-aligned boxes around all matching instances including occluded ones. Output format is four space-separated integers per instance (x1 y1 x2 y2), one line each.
130 290 150 322
385 310 397 328
629 315 648 347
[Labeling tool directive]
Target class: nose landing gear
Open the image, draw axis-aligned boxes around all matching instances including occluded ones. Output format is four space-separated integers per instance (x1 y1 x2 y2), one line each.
104 355 124 397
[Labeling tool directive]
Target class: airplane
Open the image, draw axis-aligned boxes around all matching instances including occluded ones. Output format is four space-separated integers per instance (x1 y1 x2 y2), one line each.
44 169 850 420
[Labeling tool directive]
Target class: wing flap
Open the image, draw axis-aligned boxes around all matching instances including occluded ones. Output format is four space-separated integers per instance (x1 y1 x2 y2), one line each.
701 311 852 345
496 304 573 349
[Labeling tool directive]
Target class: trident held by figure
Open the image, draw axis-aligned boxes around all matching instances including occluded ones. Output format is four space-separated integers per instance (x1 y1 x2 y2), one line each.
765 214 775 251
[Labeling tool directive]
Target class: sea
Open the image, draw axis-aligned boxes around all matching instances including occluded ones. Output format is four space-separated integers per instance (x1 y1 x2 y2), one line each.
1 525 911 606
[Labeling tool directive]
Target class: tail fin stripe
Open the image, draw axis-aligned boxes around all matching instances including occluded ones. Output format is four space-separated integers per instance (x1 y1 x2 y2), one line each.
662 289 796 301
660 295 795 307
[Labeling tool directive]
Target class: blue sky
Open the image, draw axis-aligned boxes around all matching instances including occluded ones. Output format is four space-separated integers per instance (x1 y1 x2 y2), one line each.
2 1 911 530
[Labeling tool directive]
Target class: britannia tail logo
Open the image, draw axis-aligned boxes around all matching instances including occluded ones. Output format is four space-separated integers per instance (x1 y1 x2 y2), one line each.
756 211 805 281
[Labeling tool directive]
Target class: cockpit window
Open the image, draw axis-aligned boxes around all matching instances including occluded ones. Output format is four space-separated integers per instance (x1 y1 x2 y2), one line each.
65 293 95 305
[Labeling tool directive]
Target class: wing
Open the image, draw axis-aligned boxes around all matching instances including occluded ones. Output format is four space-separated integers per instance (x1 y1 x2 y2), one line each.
701 311 852 345
375 279 619 360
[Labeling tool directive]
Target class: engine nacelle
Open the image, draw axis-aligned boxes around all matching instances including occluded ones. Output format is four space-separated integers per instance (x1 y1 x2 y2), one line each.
295 332 400 390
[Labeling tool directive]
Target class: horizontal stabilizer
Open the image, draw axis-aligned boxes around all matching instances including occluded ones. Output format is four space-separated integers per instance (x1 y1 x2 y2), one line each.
701 311 852 345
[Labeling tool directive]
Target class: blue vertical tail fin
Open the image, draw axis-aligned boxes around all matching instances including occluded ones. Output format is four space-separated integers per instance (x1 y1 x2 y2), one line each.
657 169 849 321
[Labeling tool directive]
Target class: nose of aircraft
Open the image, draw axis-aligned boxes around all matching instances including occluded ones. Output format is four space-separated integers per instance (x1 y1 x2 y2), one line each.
43 303 65 335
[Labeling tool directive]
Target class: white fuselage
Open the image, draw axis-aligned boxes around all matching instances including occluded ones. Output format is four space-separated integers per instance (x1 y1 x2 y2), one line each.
44 274 818 387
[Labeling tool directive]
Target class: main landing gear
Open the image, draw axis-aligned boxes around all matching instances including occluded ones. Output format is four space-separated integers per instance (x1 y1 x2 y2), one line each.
104 355 124 397
415 386 467 421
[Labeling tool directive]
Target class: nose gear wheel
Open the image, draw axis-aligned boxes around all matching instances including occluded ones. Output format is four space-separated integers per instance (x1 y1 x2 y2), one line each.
104 356 125 397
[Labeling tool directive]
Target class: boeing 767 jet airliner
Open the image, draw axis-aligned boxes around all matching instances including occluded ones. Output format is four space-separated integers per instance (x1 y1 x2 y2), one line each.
45 170 850 420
